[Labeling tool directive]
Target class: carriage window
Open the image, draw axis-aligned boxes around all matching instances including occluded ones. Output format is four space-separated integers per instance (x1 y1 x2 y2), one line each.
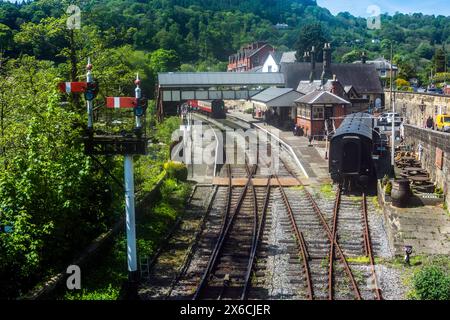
312 106 324 120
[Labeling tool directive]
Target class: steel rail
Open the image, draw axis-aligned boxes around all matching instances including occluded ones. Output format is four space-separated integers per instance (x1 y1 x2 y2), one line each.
328 187 341 300
362 194 383 300
275 174 314 300
279 158 362 300
193 163 255 300
241 174 271 300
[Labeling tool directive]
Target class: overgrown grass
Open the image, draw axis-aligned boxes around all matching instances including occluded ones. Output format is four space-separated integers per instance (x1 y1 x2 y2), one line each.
320 183 335 199
60 117 189 300
384 255 450 300
61 177 191 300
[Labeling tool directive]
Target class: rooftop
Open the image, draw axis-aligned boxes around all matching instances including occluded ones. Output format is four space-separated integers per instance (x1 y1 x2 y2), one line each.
281 62 383 94
295 90 351 105
251 87 296 103
158 72 285 88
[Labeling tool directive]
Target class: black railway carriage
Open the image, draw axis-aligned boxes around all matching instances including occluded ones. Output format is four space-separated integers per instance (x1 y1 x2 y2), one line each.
329 113 376 188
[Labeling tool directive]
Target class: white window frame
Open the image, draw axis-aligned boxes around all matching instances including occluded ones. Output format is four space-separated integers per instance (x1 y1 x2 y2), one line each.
312 106 324 120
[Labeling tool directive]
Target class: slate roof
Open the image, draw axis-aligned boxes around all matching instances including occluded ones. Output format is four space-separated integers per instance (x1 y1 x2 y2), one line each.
297 80 333 94
295 90 350 105
269 51 284 64
280 51 297 63
251 87 295 103
280 62 383 94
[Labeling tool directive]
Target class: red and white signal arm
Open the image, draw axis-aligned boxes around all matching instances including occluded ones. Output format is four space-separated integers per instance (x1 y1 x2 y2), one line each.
106 97 137 109
58 82 87 93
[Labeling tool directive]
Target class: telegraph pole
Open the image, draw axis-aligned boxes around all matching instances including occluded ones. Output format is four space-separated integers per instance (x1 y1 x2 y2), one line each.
86 58 94 132
390 43 396 168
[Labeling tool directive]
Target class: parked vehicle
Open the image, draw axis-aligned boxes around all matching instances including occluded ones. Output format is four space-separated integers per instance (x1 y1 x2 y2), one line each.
384 112 402 126
436 114 450 133
427 87 443 95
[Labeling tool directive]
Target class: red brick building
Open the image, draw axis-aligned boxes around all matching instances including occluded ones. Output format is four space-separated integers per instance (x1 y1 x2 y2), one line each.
227 42 274 72
295 89 351 138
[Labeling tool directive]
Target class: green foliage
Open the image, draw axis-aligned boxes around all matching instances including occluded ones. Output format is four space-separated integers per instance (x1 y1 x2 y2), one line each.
164 161 188 182
294 23 328 62
341 50 362 63
412 266 450 300
385 181 392 195
0 56 123 298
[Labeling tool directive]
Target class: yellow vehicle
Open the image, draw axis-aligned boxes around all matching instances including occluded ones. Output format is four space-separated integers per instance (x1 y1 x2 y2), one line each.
436 114 450 133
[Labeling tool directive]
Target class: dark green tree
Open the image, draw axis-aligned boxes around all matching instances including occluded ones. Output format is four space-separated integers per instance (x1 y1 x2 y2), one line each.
294 23 328 62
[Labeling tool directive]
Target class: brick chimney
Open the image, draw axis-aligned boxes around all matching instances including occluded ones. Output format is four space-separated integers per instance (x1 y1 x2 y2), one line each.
303 51 309 63
321 43 332 85
309 46 316 83
361 51 367 64
331 74 338 94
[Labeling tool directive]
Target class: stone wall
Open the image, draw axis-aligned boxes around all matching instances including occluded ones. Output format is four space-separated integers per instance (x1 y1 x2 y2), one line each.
385 91 450 127
403 124 450 209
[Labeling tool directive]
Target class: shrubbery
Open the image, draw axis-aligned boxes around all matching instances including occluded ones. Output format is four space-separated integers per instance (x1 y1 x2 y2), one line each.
412 266 450 300
164 161 188 182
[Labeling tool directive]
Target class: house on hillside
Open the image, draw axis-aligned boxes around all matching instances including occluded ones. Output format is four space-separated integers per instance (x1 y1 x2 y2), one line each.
227 42 274 72
260 51 297 73
353 56 398 85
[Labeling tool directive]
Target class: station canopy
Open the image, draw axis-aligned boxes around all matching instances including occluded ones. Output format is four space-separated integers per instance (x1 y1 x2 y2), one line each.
157 72 285 102
158 72 285 88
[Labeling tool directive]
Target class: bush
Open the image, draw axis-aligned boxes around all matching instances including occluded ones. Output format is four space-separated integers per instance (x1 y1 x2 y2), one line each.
413 266 450 300
385 181 392 195
160 178 191 209
163 161 188 181
244 108 253 114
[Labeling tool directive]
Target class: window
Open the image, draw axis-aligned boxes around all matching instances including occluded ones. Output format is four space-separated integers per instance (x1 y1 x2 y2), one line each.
312 106 324 120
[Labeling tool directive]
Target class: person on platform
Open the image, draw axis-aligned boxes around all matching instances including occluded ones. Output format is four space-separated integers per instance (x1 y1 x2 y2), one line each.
426 116 434 130
293 124 299 136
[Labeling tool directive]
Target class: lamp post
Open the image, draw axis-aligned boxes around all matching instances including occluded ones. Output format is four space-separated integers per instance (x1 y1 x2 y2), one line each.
419 99 426 128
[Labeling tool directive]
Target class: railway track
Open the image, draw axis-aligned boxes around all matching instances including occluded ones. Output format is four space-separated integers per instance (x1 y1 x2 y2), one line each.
192 163 270 300
164 116 384 300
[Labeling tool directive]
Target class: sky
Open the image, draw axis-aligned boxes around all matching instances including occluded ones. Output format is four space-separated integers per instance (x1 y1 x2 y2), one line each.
317 0 450 17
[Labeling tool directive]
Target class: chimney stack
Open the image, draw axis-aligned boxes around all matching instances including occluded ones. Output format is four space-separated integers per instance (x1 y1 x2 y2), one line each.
309 46 316 83
303 51 309 63
361 51 367 64
331 74 338 94
321 43 332 85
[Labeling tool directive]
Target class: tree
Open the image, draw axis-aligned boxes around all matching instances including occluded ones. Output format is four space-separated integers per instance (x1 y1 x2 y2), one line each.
415 42 434 60
432 47 447 73
294 23 328 62
341 50 361 63
148 49 180 74
0 23 12 51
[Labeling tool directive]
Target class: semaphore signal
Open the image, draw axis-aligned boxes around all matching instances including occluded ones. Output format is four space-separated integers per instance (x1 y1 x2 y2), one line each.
58 59 148 299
